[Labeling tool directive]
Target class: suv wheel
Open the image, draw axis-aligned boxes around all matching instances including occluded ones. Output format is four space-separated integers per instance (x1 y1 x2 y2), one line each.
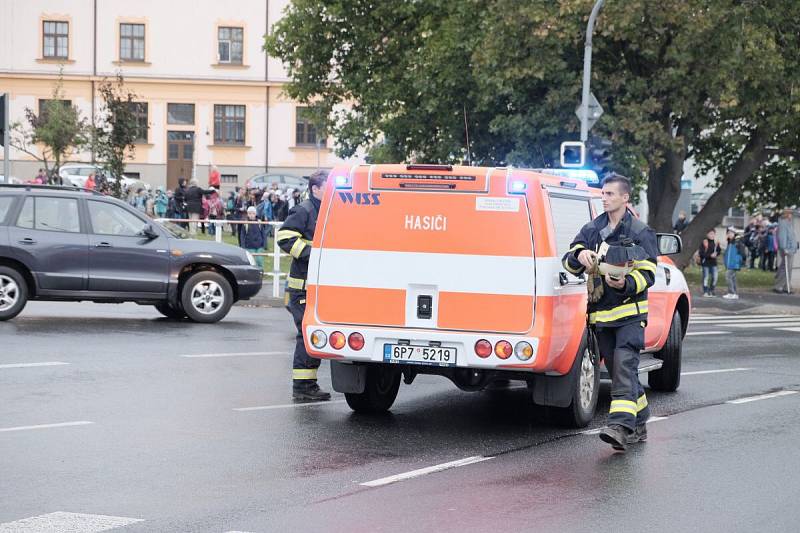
344 364 401 414
181 271 233 323
154 302 187 320
648 310 682 392
0 267 28 321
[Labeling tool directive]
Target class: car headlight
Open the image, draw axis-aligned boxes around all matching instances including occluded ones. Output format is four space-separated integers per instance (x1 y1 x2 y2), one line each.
245 251 257 267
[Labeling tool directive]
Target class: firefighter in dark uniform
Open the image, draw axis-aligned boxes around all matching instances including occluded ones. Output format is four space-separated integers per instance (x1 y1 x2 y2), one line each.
277 170 331 401
562 174 659 451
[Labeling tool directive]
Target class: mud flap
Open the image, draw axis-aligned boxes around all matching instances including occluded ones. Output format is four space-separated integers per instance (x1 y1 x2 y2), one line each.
331 360 367 394
531 329 592 408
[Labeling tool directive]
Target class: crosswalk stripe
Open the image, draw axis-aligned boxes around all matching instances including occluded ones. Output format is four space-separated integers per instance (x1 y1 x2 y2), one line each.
776 327 800 333
727 321 800 328
685 331 728 336
690 314 793 321
0 512 143 532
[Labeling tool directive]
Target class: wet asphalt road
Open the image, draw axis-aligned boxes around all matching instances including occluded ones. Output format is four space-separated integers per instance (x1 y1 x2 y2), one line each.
2 302 800 532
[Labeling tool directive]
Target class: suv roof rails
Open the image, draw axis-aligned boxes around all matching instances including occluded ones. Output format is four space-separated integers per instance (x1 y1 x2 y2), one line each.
0 183 104 195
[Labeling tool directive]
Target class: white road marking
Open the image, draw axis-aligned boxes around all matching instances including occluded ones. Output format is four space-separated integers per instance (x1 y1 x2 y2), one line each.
179 351 285 358
726 390 798 404
581 416 668 435
0 511 143 532
0 421 94 433
0 361 69 369
685 331 728 336
681 367 750 376
234 400 347 411
690 314 791 321
776 327 800 333
728 321 800 328
361 456 494 487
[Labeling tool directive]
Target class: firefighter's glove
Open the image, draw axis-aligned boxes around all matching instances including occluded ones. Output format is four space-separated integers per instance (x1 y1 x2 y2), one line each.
586 255 604 304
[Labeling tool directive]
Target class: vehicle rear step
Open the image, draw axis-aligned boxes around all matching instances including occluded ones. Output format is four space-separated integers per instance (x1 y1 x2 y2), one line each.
600 354 663 380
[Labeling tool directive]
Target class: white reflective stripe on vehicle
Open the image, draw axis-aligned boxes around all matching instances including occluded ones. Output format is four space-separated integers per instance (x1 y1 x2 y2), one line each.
314 248 536 296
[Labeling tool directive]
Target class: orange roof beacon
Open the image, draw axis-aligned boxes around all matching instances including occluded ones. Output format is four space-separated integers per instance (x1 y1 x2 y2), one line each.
303 164 691 426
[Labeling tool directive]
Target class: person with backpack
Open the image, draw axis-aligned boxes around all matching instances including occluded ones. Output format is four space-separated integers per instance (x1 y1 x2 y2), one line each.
206 188 225 237
723 229 747 300
699 229 722 297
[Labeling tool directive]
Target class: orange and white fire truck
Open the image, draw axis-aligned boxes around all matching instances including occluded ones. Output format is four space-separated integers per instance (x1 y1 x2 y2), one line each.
302 164 690 427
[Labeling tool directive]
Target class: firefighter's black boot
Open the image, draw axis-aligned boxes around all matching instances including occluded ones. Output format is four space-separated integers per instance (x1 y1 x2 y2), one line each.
629 423 648 444
292 381 332 402
599 424 631 451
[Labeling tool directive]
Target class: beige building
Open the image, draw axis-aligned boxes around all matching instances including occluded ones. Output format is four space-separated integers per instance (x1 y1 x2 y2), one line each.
0 0 362 189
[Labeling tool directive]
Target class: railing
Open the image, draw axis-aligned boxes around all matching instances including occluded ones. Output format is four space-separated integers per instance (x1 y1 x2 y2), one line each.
155 217 287 298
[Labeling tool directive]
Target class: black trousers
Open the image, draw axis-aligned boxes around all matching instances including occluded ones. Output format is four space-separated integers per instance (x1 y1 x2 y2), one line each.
287 291 320 384
596 321 650 430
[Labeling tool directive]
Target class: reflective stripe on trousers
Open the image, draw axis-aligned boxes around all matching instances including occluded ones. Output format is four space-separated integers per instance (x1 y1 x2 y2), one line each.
596 321 650 430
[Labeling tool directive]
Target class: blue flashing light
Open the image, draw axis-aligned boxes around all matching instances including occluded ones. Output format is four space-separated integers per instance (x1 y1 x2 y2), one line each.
538 168 600 184
334 175 351 188
510 180 527 193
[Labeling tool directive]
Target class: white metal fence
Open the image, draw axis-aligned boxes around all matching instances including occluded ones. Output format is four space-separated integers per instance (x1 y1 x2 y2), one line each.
155 217 287 298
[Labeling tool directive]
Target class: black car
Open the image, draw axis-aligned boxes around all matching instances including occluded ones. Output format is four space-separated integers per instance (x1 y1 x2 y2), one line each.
0 185 262 323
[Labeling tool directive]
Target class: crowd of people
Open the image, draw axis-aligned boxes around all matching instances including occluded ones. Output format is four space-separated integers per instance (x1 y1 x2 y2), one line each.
696 209 798 299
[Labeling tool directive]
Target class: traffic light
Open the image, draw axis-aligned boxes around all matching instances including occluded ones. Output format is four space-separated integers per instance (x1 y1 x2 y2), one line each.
590 138 613 178
560 141 585 168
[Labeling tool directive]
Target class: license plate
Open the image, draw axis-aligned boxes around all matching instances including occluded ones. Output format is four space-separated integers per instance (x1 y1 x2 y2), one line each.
383 344 457 366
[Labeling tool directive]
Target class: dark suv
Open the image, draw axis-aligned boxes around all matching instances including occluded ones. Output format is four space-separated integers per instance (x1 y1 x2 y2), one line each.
0 185 262 323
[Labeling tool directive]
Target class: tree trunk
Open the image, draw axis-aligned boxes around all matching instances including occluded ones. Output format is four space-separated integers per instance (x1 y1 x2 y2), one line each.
646 147 685 233
673 129 770 269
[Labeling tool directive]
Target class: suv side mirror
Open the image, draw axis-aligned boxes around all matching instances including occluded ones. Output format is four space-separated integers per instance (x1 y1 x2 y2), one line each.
141 224 159 240
657 233 682 255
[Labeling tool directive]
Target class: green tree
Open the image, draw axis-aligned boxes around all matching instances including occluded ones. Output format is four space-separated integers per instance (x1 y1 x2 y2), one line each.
10 73 89 183
93 75 140 198
267 0 800 268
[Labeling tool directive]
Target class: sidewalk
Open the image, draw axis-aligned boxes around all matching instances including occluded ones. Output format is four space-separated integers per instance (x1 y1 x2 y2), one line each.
691 288 800 315
237 284 286 308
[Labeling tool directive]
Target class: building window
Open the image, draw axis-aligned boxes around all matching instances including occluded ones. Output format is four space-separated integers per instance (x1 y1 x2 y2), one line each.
127 102 148 143
38 99 72 121
214 104 245 145
120 23 145 61
167 103 195 125
295 107 326 147
218 27 243 64
221 174 238 184
43 21 69 59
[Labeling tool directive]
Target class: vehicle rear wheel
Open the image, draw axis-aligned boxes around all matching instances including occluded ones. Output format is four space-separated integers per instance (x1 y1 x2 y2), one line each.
344 364 401 414
552 334 600 428
181 271 233 323
648 310 682 392
0 267 28 321
154 302 186 320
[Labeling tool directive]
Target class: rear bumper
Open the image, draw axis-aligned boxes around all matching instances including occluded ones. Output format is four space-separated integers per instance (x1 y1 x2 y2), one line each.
304 324 541 371
226 265 263 300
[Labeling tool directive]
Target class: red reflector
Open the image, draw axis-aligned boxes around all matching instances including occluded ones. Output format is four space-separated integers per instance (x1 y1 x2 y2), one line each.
330 331 346 350
348 332 365 351
495 341 513 359
475 340 492 358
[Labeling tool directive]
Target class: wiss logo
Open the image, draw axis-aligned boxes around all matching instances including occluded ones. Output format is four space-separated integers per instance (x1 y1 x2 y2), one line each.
338 192 381 206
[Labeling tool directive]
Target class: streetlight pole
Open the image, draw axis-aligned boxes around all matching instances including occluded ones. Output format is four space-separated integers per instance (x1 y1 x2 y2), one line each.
580 0 605 142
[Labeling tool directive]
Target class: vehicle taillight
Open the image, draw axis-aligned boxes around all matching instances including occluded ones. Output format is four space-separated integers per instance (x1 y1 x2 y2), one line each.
475 340 492 358
514 341 534 361
348 332 365 351
310 330 327 349
330 331 346 350
495 341 513 359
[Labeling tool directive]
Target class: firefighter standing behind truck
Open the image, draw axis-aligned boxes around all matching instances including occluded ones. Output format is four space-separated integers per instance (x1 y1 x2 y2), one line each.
562 174 659 451
277 170 331 401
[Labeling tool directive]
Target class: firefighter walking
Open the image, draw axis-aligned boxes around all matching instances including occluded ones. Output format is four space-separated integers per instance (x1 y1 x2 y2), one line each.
277 170 331 401
562 174 659 451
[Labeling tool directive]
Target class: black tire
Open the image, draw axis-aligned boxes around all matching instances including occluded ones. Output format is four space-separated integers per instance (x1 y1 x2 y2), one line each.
552 331 600 428
154 302 186 320
344 364 401 414
180 270 233 323
0 266 28 321
649 310 682 392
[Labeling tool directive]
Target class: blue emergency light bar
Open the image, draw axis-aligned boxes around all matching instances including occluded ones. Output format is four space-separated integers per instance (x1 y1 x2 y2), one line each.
536 168 600 184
